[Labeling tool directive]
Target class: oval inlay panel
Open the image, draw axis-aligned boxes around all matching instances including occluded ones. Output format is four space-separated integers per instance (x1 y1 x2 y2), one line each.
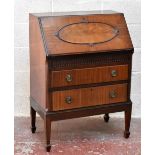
56 22 119 45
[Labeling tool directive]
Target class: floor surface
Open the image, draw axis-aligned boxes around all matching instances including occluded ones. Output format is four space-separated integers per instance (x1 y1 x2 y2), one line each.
14 116 141 155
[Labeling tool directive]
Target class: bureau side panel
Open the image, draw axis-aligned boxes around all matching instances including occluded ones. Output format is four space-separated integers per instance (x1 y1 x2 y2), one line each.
29 14 48 110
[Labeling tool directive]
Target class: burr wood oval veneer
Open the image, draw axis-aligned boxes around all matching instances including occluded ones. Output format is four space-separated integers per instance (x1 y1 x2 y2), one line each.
29 10 134 152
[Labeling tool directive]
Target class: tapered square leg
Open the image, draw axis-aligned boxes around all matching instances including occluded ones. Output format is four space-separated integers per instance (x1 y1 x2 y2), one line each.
44 117 51 152
124 103 132 138
104 113 110 122
30 106 36 133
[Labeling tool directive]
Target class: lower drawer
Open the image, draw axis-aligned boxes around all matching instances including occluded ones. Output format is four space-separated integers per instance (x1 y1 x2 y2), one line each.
52 83 127 111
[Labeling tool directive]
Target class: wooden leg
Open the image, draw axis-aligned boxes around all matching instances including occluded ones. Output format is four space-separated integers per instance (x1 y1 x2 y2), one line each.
124 104 132 138
44 117 51 152
104 113 110 122
30 106 36 133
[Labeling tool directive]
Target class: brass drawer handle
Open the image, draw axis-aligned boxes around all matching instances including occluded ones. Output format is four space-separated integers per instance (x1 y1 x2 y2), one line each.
66 74 72 82
65 96 72 104
109 91 117 98
111 70 118 77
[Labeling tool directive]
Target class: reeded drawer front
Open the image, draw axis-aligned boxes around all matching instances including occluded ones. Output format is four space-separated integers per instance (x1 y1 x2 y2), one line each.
51 65 128 87
52 83 127 111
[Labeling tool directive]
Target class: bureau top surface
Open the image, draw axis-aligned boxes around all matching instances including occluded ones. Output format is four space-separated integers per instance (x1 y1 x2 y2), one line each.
30 10 133 56
31 10 120 17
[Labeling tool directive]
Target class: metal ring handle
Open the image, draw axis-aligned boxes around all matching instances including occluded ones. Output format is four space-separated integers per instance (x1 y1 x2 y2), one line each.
65 96 72 104
109 91 117 98
66 74 72 82
111 70 118 77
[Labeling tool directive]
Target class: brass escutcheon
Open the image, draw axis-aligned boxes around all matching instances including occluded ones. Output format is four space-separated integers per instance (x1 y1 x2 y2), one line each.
111 70 118 77
109 91 117 98
65 96 72 104
66 74 72 82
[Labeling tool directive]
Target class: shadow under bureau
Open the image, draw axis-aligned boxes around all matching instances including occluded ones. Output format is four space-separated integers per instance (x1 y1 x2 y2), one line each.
29 10 134 152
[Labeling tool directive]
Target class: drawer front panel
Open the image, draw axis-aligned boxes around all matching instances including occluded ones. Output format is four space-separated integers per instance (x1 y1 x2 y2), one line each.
52 83 127 111
51 65 128 87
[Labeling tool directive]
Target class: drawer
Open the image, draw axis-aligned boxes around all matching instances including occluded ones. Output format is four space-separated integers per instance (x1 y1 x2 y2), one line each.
51 65 128 87
52 83 127 111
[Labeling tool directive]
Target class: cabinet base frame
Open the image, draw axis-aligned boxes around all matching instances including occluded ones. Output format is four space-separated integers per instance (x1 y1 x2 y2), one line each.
30 97 132 152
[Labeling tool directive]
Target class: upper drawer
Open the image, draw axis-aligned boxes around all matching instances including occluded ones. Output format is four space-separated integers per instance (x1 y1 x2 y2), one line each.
51 65 128 87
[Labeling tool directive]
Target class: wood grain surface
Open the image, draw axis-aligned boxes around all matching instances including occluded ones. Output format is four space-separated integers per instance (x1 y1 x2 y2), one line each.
29 15 49 109
40 14 133 56
51 65 128 87
52 83 127 111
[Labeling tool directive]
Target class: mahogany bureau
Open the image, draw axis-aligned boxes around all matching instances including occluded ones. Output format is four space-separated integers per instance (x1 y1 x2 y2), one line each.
29 10 134 152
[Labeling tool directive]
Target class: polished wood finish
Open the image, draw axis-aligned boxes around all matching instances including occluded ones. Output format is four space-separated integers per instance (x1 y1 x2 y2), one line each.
30 97 132 121
29 11 134 152
124 103 132 138
49 51 131 71
57 22 118 44
44 117 51 152
41 13 133 56
52 84 127 111
51 65 128 87
29 15 49 109
31 10 122 18
30 106 36 133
